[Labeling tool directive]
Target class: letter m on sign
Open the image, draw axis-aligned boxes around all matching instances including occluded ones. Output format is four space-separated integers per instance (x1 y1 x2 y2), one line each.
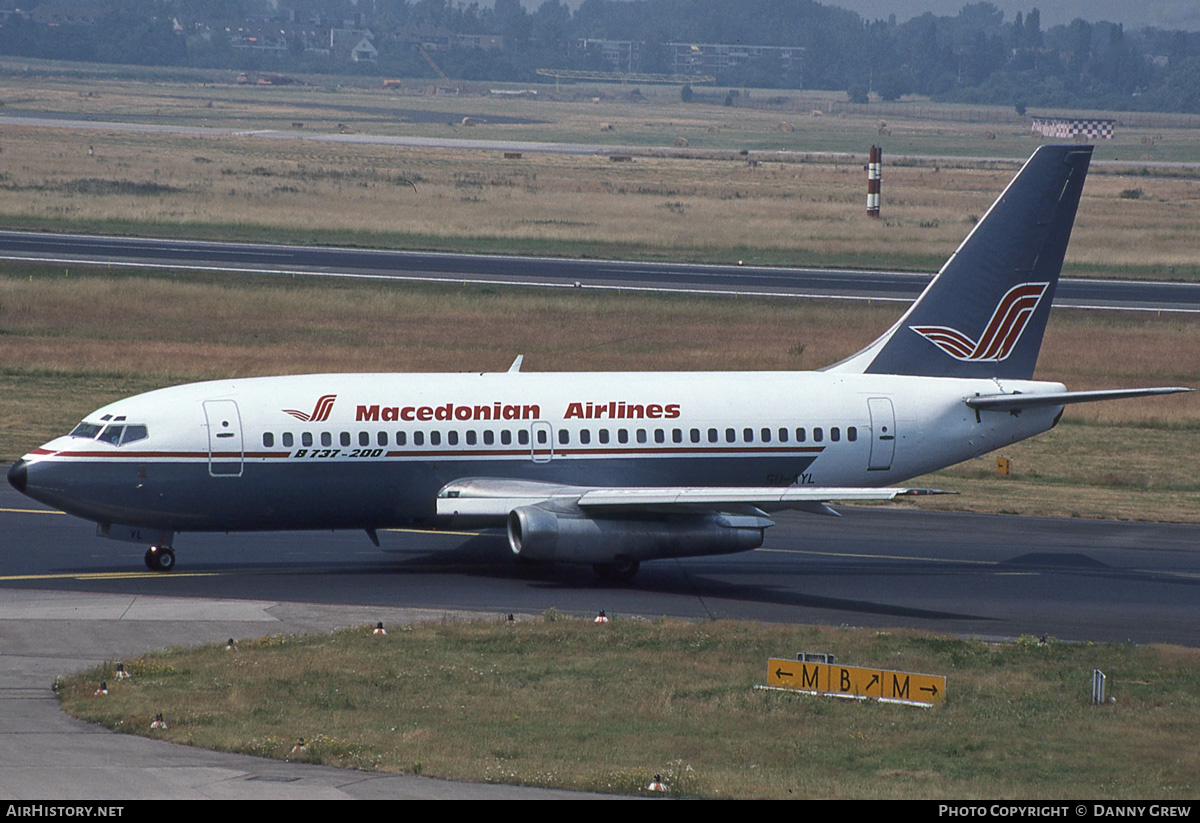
801 665 820 690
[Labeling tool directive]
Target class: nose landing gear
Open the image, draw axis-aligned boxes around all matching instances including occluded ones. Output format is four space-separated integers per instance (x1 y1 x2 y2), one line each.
144 545 176 572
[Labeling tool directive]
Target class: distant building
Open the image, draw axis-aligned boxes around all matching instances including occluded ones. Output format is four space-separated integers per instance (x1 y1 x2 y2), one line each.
666 42 803 78
396 24 455 52
29 2 103 26
454 33 505 51
331 29 377 61
576 39 643 73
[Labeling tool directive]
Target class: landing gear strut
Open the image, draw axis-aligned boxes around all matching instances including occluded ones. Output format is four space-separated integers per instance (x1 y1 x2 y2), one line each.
144 545 176 572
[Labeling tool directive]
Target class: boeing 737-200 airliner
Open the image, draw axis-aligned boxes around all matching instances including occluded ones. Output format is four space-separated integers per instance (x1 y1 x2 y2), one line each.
7 145 1190 578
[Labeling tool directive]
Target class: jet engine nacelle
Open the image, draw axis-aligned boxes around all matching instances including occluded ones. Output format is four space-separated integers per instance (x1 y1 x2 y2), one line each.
506 503 769 566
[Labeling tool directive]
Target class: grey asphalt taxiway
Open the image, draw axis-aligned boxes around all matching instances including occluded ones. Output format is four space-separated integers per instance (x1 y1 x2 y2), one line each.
3 229 1200 311
2 480 1199 798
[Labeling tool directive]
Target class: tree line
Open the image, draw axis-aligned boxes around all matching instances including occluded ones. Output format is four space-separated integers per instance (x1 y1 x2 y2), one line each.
1 0 1199 113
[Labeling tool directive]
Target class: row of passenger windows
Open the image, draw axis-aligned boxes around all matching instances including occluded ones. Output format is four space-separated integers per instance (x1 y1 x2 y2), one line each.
262 426 858 449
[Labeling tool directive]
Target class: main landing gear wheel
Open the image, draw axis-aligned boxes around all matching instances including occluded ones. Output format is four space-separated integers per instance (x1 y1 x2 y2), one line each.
593 557 640 583
144 546 176 572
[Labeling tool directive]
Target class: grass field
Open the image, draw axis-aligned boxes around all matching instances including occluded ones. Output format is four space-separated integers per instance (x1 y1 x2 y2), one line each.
1 61 1198 275
56 615 1200 799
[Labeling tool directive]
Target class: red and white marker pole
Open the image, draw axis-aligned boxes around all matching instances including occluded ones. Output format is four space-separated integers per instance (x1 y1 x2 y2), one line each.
867 145 882 218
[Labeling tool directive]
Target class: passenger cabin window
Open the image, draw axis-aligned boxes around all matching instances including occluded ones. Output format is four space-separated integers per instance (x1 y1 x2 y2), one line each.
813 427 824 443
848 427 858 442
430 431 441 446
359 431 370 447
448 431 458 446
518 430 529 446
484 430 495 446
558 430 569 445
340 432 351 447
395 431 406 446
321 432 332 447
302 432 313 447
378 431 388 447
263 433 274 448
283 433 294 448
579 430 590 445
831 427 840 442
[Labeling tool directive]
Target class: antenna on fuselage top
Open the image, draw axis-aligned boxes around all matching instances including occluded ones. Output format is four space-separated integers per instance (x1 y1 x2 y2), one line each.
508 355 524 373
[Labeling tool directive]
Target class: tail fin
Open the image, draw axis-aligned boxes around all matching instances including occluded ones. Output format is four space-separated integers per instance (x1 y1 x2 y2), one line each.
831 145 1093 379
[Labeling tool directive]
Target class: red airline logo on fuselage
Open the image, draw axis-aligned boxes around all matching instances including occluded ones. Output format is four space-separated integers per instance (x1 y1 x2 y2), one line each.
283 394 337 422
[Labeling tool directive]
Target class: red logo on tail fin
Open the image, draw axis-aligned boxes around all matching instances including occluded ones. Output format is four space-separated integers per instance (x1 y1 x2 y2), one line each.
283 394 336 422
910 282 1048 362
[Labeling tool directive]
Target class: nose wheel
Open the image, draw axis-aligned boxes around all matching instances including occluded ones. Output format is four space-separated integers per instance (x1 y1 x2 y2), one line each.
144 545 176 572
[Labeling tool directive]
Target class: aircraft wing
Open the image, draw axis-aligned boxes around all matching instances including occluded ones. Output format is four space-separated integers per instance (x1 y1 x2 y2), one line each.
435 477 949 518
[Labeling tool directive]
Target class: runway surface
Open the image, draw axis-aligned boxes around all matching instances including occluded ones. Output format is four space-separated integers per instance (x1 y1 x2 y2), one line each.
4 479 1198 798
4 483 1197 647
3 229 1199 311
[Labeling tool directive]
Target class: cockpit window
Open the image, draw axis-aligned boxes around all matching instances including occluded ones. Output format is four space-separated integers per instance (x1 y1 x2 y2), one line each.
121 425 149 445
69 422 104 439
69 421 149 445
97 425 124 445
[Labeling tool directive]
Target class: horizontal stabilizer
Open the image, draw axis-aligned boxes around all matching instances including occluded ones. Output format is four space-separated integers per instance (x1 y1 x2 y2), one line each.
967 386 1191 411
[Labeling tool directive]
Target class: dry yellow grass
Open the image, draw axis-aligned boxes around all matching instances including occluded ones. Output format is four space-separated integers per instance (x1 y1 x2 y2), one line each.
0 70 1196 274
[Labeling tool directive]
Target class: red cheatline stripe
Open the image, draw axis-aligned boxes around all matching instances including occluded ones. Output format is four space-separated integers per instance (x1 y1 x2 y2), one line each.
31 446 826 461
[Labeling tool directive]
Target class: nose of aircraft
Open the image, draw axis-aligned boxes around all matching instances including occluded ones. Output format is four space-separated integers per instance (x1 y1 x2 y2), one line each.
7 459 27 493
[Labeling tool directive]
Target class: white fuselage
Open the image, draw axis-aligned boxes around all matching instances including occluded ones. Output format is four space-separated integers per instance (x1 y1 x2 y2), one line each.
16 370 1066 534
